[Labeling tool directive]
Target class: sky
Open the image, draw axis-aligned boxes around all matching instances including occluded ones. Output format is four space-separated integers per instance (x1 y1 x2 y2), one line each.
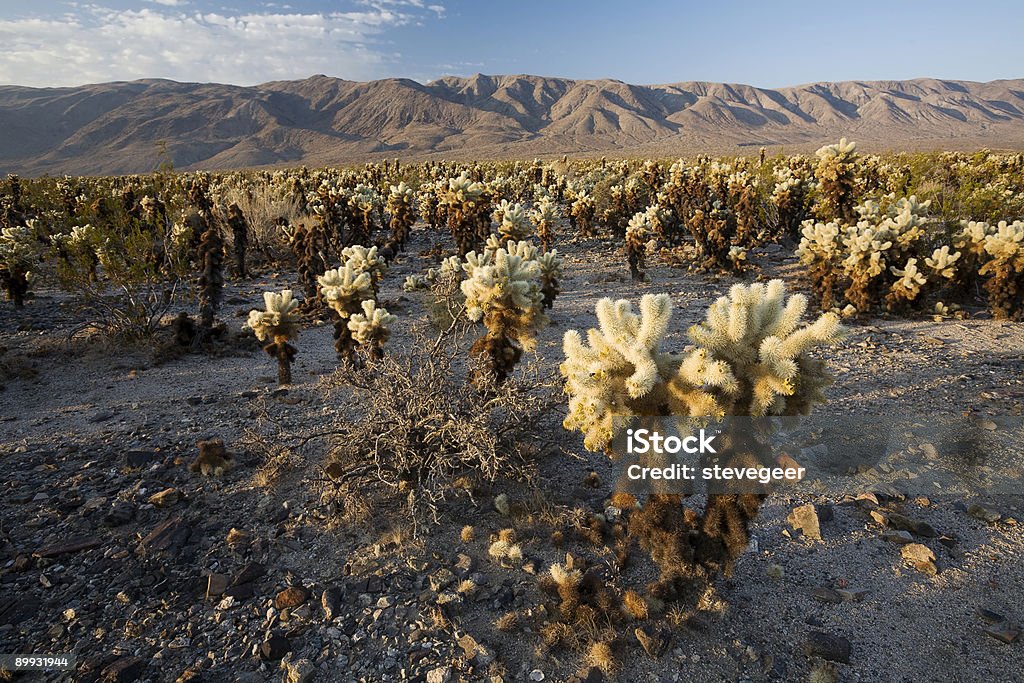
0 0 1021 88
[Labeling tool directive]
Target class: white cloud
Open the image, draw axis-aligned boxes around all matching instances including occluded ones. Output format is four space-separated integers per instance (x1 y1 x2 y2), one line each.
145 0 190 7
0 3 444 87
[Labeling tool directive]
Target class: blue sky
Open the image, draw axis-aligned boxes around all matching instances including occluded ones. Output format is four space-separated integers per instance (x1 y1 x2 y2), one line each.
1 1 1021 87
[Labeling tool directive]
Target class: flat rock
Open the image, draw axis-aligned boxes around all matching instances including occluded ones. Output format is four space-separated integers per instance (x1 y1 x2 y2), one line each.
983 624 1020 644
967 504 1001 524
260 634 291 661
803 631 851 664
148 488 181 508
787 504 822 541
812 587 843 604
125 450 159 469
231 562 266 586
141 516 191 553
34 535 101 558
882 529 914 544
101 656 146 682
901 543 937 575
321 586 342 621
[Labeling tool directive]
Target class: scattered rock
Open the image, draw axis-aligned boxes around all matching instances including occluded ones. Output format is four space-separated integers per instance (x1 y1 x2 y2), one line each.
276 586 310 609
148 488 181 508
34 535 101 558
529 670 546 682
787 504 822 541
887 512 937 537
967 504 1001 524
812 587 843 604
281 656 315 683
103 501 135 527
426 666 451 683
125 450 159 469
260 634 291 661
231 562 266 586
634 626 669 658
983 624 1020 644
882 529 914 544
977 607 1006 624
140 516 191 554
101 656 146 682
206 573 229 599
803 631 851 664
901 543 937 575
321 586 342 621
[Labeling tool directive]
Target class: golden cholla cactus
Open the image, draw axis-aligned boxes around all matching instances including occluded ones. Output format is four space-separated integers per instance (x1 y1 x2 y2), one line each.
247 289 301 385
978 220 1024 319
461 242 547 384
386 182 416 250
0 224 42 307
561 279 844 452
814 137 859 223
347 299 396 359
340 244 387 290
924 246 961 280
530 196 559 251
319 263 375 360
496 202 533 246
625 210 651 281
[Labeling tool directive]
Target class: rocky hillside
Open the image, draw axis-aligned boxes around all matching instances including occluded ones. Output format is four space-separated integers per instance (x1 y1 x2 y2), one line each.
2 74 1023 175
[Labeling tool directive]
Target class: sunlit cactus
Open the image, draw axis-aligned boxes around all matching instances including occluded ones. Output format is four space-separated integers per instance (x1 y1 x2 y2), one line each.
814 137 859 223
530 196 559 251
496 202 533 246
0 224 42 307
319 263 374 360
248 289 301 385
625 210 650 281
347 299 396 359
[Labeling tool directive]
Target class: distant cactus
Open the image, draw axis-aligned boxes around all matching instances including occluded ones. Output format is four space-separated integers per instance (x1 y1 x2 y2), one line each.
248 289 301 385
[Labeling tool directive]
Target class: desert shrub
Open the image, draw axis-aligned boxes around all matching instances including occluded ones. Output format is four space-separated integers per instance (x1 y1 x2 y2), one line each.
319 325 560 524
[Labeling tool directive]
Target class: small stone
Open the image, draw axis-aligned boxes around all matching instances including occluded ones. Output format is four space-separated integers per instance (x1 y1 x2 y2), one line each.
33 535 101 558
140 517 191 554
206 574 229 598
901 543 937 575
983 624 1020 644
231 562 266 586
103 502 135 527
882 529 914 544
275 586 310 609
634 626 669 658
977 607 1006 624
226 528 250 547
967 504 1001 524
426 666 451 683
529 670 545 682
811 587 843 604
978 419 997 431
887 512 937 537
281 657 315 683
168 636 190 649
321 587 342 621
835 588 870 602
803 631 851 664
148 488 181 508
787 504 821 541
125 450 159 468
101 656 147 682
260 634 291 661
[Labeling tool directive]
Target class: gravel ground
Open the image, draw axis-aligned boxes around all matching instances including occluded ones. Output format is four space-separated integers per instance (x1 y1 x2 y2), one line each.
1 225 1023 683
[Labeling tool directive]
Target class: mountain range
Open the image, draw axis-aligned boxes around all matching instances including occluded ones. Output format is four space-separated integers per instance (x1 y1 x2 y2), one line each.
1 74 1023 176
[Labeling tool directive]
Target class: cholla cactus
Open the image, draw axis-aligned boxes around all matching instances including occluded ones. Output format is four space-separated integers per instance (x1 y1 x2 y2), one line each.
443 171 491 255
562 279 844 451
562 281 843 582
537 250 561 309
0 225 42 307
625 210 650 281
496 202 533 246
197 227 224 334
924 246 961 280
530 197 559 251
977 220 1024 319
386 182 416 250
319 263 374 359
340 244 387 292
887 258 928 309
814 138 858 223
226 203 250 279
347 299 396 359
348 183 380 245
570 190 596 236
461 242 547 384
248 290 301 385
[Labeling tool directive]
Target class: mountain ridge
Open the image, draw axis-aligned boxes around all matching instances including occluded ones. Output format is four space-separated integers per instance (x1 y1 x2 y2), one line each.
2 74 1023 176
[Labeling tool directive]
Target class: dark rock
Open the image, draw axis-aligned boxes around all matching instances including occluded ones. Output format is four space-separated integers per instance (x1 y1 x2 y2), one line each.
140 516 191 554
978 607 1006 624
103 502 135 527
125 450 159 469
260 634 291 661
231 561 266 586
224 583 255 601
101 656 146 682
803 631 851 664
967 504 1001 524
322 587 342 621
34 535 101 558
0 595 40 625
206 574 229 598
983 624 1020 644
888 512 937 537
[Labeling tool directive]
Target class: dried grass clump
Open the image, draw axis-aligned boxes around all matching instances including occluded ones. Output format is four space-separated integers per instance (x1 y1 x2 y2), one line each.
319 325 559 524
